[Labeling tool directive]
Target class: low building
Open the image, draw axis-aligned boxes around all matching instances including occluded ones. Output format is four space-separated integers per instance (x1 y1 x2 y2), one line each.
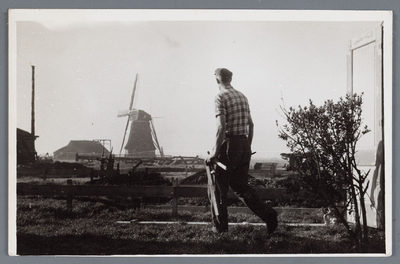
17 128 37 165
53 140 110 162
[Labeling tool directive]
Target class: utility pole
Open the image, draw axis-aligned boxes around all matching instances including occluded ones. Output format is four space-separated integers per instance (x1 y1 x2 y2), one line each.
31 65 35 137
31 65 38 161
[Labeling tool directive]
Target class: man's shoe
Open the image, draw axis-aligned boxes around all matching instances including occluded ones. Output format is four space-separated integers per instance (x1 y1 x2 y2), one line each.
212 226 228 234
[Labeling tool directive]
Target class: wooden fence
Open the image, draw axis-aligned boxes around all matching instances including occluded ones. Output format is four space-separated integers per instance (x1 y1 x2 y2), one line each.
17 180 300 217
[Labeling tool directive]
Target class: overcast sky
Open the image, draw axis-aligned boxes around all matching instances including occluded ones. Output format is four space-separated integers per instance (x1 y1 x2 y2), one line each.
14 12 380 159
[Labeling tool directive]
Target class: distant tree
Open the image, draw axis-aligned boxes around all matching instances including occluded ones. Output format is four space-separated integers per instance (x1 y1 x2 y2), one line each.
277 94 371 251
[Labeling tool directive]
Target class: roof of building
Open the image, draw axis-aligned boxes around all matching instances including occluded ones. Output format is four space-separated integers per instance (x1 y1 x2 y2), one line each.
54 140 110 155
17 128 36 139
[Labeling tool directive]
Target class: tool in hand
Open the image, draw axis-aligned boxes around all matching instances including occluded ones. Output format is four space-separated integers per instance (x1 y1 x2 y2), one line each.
205 152 227 217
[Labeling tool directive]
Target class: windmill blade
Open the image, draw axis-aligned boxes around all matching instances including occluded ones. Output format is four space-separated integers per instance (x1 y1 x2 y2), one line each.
119 74 139 155
129 74 139 110
150 119 163 157
160 146 164 157
117 109 130 117
119 119 130 155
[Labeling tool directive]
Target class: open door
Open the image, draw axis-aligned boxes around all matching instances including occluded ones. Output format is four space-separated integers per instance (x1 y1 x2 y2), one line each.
347 26 384 229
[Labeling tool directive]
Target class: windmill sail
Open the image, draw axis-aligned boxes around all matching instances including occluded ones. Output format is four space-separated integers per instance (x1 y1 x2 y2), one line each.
150 119 164 156
117 109 130 117
119 74 138 155
118 74 164 157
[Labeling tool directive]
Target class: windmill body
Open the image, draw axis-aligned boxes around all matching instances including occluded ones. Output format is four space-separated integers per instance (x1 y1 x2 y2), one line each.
124 109 156 157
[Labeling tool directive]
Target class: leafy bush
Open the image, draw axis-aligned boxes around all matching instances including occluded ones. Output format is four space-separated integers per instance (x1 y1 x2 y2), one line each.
277 94 374 251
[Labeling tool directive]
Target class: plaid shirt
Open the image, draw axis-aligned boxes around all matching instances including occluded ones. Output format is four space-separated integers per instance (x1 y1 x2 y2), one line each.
214 87 250 136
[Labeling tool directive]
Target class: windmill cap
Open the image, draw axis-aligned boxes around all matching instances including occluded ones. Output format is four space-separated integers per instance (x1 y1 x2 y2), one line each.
215 68 233 79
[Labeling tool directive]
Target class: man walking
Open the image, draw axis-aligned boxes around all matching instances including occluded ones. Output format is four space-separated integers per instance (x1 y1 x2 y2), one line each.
206 68 278 234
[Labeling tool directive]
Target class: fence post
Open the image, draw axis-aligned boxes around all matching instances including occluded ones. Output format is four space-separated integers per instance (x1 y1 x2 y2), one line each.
140 197 144 210
90 169 94 184
67 179 73 214
172 178 178 218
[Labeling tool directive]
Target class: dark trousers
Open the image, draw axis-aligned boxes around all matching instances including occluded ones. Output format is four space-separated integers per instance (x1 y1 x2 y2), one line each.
210 137 271 232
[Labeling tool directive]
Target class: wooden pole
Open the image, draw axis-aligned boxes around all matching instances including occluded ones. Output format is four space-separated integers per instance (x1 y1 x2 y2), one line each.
31 65 37 162
90 169 94 184
31 65 35 137
172 178 178 217
67 179 73 214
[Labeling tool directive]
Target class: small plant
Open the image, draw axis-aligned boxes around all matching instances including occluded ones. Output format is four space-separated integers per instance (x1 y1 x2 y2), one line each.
277 94 374 252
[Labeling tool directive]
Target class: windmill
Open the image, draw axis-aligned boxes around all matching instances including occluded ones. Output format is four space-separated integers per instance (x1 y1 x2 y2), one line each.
118 74 164 157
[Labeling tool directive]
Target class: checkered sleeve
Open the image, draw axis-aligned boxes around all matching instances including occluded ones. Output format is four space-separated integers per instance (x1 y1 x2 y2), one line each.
214 93 226 117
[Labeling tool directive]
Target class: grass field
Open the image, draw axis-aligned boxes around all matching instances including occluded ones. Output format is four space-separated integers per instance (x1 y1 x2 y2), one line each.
16 196 386 255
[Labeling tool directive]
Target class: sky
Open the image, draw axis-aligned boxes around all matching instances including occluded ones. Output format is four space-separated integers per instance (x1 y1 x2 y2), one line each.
14 12 381 159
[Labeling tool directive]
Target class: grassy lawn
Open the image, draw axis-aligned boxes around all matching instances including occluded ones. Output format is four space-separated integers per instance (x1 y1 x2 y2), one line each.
16 196 386 255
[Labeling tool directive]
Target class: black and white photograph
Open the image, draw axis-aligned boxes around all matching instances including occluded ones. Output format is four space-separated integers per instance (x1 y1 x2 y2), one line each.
8 9 393 256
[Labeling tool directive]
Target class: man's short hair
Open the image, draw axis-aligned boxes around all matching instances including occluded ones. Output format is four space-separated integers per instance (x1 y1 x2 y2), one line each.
215 68 233 83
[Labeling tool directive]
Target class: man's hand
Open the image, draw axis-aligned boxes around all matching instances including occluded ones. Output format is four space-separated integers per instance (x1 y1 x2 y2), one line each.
206 151 218 165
